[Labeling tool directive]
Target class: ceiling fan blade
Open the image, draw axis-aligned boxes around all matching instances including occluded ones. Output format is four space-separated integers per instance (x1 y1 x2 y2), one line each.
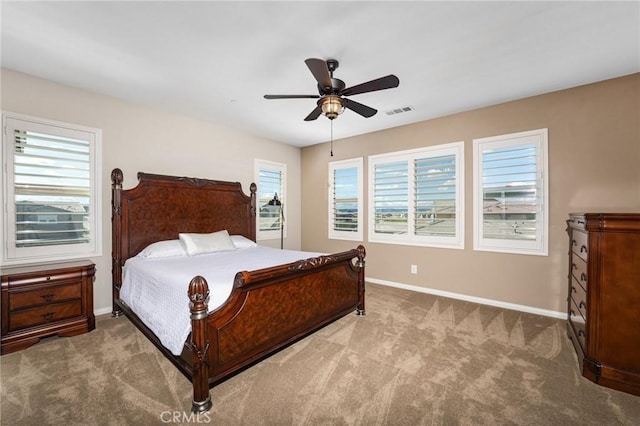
343 98 377 118
305 58 333 92
304 105 323 121
341 75 400 97
264 94 320 99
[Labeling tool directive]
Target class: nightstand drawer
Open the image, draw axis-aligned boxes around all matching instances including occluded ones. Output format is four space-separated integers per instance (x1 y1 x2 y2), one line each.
6 270 85 288
9 283 81 311
9 301 82 332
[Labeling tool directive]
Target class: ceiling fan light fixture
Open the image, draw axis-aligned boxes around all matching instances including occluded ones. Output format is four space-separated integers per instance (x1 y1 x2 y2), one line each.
264 58 399 121
321 95 344 120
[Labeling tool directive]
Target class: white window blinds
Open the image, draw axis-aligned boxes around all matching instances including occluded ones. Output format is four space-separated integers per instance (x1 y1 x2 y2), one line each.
369 142 464 249
2 113 102 264
473 128 548 256
255 160 285 241
328 158 363 241
414 154 457 237
13 129 91 248
258 168 282 232
373 160 408 235
480 143 537 240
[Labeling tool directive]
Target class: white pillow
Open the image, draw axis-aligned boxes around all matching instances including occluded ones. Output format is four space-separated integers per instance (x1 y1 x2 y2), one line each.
138 240 187 258
230 235 258 249
179 230 236 256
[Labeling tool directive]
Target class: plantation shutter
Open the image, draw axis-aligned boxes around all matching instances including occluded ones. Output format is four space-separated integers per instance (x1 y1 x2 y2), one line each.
373 160 408 235
481 142 538 240
414 154 457 237
258 167 283 232
331 166 358 233
12 129 91 248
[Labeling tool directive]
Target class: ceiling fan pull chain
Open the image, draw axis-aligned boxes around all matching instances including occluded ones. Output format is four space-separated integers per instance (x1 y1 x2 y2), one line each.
330 120 334 157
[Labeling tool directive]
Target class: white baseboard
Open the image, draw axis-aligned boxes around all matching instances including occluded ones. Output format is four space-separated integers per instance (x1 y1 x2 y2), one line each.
93 281 566 320
366 277 566 320
94 306 113 317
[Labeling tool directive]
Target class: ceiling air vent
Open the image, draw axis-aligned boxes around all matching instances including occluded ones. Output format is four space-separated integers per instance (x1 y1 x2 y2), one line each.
385 106 414 116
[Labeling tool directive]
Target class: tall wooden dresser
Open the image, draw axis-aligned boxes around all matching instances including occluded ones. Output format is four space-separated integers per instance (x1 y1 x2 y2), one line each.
567 213 640 396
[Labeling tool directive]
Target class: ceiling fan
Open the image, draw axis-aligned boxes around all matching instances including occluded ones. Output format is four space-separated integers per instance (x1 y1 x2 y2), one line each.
264 58 400 121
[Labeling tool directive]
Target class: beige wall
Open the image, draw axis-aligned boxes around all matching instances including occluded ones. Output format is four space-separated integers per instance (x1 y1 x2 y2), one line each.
3 68 638 317
301 73 640 313
1 68 302 315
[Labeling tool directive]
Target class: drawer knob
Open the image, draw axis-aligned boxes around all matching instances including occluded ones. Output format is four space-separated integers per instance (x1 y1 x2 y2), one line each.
578 329 586 337
580 245 588 253
580 272 587 282
46 276 51 281
41 293 55 302
579 301 587 309
571 239 577 246
41 312 55 321
571 286 577 294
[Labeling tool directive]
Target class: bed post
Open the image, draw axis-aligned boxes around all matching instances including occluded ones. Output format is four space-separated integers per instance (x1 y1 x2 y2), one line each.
188 276 212 414
111 168 124 317
249 182 257 241
356 245 366 315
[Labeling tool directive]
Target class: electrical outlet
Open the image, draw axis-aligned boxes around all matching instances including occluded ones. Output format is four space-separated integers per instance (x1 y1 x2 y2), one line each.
410 264 418 274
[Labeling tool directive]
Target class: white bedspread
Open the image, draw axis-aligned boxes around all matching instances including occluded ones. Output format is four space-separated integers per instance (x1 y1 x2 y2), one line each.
121 246 323 355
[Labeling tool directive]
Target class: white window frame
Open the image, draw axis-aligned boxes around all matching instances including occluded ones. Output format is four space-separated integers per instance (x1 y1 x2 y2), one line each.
368 142 464 249
255 159 286 241
328 157 363 241
1 111 102 265
473 128 548 256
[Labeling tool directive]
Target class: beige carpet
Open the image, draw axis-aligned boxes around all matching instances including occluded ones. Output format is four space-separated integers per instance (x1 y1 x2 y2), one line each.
2 283 639 425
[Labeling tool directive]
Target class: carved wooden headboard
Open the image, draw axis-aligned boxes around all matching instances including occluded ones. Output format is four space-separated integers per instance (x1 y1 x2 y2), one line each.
110 168 256 299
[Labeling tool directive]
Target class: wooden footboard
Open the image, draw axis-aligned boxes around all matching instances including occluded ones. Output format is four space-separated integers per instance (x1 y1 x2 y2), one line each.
187 246 366 413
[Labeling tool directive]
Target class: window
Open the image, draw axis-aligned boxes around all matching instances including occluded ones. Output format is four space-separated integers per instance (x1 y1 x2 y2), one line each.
473 128 548 255
328 158 363 241
368 142 464 249
2 112 102 264
255 159 285 241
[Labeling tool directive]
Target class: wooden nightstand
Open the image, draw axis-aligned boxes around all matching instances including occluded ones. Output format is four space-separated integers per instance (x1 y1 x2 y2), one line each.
1 260 95 355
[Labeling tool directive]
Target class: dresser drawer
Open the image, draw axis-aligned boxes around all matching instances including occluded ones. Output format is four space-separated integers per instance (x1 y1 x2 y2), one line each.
569 300 587 350
571 229 588 261
570 253 588 291
570 277 587 318
9 282 81 311
8 301 82 332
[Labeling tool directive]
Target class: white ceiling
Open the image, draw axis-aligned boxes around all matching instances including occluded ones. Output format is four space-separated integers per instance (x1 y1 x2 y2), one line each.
1 1 639 147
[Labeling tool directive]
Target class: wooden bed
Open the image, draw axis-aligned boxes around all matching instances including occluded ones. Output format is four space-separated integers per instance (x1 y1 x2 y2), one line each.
110 169 366 413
